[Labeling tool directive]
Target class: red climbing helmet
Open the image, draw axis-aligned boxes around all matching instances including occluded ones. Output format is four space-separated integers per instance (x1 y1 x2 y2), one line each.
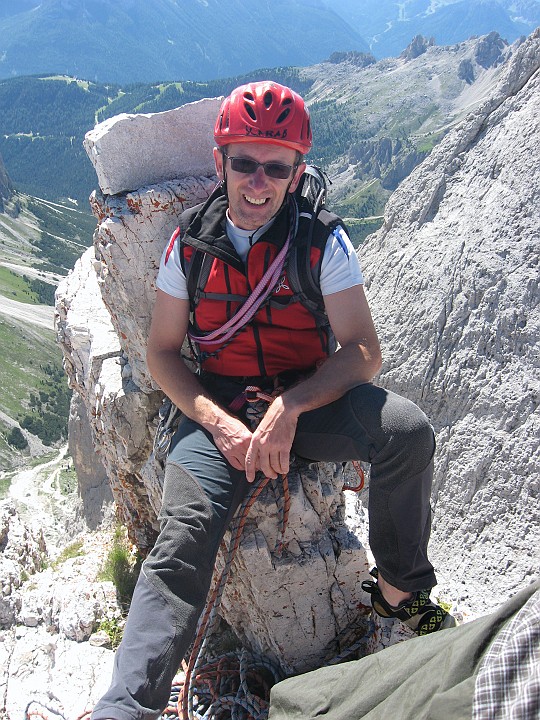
214 81 312 155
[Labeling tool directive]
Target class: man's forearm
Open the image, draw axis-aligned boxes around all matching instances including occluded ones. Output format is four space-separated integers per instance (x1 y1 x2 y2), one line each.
280 341 381 420
147 348 230 431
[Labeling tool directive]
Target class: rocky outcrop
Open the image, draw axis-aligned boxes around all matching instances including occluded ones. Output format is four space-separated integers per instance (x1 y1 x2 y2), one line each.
400 34 435 61
0 503 45 627
348 137 429 191
458 58 476 84
360 28 540 612
475 30 508 69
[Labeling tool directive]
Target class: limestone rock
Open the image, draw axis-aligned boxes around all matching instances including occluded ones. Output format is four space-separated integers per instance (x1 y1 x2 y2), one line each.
0 502 46 628
83 98 222 195
69 392 112 530
475 31 507 69
360 28 540 612
400 35 435 61
216 461 373 673
56 175 216 549
89 176 216 391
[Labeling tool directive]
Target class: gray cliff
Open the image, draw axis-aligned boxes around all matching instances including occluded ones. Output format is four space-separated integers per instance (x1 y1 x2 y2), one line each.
360 29 540 611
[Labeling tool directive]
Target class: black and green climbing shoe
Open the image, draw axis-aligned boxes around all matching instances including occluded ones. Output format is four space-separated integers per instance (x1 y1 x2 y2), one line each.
361 568 457 636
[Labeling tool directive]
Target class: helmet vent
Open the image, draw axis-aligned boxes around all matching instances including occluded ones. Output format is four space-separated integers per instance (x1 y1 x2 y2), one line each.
263 91 273 108
244 103 257 121
276 108 291 124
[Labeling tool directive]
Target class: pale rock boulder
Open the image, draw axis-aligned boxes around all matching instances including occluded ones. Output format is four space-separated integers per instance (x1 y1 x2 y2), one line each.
0 502 46 627
83 97 222 195
57 247 164 549
360 29 540 612
89 177 216 391
217 461 373 673
19 570 118 641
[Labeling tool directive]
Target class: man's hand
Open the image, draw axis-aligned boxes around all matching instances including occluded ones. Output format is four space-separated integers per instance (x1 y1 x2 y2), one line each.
245 397 298 482
211 414 253 472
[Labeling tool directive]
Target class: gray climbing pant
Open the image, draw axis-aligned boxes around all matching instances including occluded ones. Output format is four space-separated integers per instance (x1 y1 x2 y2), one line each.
91 380 436 720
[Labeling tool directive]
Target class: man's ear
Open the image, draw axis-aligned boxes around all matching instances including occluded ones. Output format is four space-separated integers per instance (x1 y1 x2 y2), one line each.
288 161 306 193
214 147 224 181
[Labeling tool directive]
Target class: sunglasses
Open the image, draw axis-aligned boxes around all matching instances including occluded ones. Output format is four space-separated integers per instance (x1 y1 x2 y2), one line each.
222 151 297 180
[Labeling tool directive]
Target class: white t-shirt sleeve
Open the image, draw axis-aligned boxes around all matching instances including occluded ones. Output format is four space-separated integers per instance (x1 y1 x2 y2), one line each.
156 234 189 300
320 226 364 296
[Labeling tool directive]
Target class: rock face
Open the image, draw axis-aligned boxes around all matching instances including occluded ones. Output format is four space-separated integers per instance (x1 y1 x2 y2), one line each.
68 393 112 530
400 34 435 61
360 29 540 612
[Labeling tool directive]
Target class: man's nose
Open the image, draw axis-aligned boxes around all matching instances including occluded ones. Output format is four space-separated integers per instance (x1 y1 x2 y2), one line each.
248 166 267 189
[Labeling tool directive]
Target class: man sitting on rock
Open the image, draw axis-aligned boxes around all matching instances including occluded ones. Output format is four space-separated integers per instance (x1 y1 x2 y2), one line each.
92 80 454 720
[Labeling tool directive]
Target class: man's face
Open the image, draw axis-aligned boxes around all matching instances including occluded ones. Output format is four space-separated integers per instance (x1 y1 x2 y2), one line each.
214 142 306 231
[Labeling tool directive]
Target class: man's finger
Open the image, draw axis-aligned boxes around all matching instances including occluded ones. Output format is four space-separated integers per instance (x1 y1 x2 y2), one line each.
279 450 290 475
245 445 258 483
259 452 278 480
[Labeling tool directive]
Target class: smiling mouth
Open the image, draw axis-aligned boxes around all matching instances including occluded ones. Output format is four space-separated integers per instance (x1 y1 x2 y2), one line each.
244 195 268 206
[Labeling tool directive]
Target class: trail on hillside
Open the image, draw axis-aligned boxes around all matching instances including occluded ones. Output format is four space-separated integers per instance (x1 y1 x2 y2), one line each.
0 260 63 285
0 294 54 330
6 443 83 552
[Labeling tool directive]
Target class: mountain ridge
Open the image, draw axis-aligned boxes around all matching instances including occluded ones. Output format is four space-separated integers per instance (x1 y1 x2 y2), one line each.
0 0 536 83
0 32 518 226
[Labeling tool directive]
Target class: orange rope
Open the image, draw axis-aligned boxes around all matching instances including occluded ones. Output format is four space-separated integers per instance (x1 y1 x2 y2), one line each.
344 460 365 492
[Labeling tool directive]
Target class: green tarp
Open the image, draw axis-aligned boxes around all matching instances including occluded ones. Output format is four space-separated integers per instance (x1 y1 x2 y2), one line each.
269 581 539 720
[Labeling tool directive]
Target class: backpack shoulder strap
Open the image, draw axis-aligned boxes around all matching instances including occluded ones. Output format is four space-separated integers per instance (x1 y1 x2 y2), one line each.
288 198 345 310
